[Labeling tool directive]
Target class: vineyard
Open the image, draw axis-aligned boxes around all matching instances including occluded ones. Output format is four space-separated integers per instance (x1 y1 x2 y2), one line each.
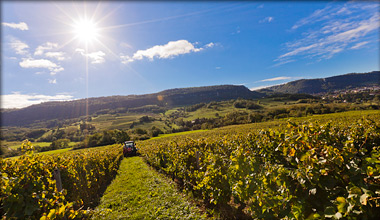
0 143 123 219
1 111 380 219
138 111 380 219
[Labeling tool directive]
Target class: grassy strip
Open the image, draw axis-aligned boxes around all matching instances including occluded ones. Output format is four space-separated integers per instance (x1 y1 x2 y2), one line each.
92 156 206 219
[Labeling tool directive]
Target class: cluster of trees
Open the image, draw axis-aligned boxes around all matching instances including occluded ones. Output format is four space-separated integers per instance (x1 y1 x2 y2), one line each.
128 105 166 113
267 93 319 101
75 126 164 149
233 99 263 109
75 129 130 149
129 126 164 140
184 103 206 112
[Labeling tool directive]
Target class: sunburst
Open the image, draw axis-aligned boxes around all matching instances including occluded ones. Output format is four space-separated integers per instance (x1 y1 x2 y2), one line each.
73 18 99 44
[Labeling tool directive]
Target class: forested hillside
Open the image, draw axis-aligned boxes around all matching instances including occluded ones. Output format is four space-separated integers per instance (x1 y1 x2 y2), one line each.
2 85 262 127
259 71 379 94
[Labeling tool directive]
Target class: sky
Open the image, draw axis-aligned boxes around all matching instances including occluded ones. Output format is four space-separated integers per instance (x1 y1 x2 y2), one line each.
2 1 379 109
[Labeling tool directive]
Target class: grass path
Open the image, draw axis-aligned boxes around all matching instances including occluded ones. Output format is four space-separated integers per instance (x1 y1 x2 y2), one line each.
92 156 207 219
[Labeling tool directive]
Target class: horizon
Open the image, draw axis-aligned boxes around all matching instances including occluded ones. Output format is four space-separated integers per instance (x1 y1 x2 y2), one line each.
2 1 379 109
2 70 378 110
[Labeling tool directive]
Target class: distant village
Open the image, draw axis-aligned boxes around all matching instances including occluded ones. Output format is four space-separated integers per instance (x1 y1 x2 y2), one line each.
320 85 380 102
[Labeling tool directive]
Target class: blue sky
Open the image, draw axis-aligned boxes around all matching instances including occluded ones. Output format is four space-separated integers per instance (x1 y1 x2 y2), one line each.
2 1 379 108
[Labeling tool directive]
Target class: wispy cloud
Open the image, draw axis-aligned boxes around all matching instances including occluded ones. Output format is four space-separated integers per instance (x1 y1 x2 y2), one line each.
350 41 369 49
9 38 29 55
260 76 293 82
275 2 379 66
271 59 296 68
259 16 274 23
19 58 64 75
232 26 241 35
76 49 106 64
2 22 29 30
1 92 73 109
121 40 214 64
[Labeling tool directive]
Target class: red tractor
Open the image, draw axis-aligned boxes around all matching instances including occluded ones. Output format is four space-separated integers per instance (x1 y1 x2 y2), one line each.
123 141 138 157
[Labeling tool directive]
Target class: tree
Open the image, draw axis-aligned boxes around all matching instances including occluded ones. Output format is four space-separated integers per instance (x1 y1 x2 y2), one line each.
134 128 147 135
114 130 130 143
150 126 163 137
50 139 70 149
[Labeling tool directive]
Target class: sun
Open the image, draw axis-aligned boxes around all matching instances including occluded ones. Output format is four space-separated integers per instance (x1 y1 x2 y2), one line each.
73 19 99 43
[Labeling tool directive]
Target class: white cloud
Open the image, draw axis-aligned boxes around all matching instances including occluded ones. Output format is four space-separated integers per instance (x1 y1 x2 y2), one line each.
250 85 272 91
9 38 29 55
87 51 106 64
19 58 64 75
1 92 73 109
2 22 29 30
45 52 66 61
48 79 57 84
50 67 64 75
260 16 274 23
121 40 214 64
260 76 293 82
276 2 379 66
19 58 58 69
34 42 67 63
205 42 215 48
34 42 59 56
76 49 106 64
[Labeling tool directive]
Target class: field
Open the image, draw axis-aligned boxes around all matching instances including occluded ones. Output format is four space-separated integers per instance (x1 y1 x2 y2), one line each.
1 141 78 150
3 141 51 150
